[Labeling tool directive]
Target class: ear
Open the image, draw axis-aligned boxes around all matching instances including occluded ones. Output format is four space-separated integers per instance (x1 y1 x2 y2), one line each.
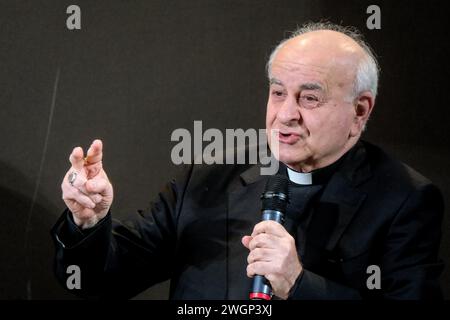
350 91 375 137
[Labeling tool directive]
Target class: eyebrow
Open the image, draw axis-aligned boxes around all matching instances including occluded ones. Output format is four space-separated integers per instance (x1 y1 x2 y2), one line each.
269 78 283 86
299 83 324 91
269 78 324 92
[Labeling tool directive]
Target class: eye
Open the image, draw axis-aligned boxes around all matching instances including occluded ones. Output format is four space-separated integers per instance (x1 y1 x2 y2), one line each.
271 90 286 100
301 95 318 102
272 90 284 97
299 94 320 109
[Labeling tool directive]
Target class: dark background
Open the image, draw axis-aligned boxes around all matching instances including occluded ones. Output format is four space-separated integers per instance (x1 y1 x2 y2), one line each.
0 0 449 299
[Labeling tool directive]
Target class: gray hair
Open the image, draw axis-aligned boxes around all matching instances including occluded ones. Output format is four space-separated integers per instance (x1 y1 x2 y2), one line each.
267 22 380 99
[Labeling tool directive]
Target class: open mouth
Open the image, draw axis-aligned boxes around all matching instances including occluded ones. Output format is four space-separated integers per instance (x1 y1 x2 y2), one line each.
278 132 301 144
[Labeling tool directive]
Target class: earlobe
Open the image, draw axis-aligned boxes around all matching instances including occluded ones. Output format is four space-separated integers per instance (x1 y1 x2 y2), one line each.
349 118 360 138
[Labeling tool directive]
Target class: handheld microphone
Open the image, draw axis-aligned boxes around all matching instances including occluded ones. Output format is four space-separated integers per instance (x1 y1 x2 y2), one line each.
249 174 289 300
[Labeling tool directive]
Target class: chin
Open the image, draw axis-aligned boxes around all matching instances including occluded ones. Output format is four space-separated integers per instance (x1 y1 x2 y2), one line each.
277 146 309 168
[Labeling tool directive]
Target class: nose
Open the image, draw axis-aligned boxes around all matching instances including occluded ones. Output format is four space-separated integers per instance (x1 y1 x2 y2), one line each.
276 95 301 125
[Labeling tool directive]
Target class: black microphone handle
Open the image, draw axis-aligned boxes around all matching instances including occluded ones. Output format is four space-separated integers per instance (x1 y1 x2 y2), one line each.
250 209 285 300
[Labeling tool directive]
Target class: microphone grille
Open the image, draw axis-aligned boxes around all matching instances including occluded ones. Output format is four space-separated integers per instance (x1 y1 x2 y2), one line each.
262 174 289 211
264 174 289 194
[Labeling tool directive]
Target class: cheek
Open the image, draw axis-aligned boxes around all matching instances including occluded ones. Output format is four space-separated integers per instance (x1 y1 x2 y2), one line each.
307 110 353 138
336 110 356 132
265 104 276 127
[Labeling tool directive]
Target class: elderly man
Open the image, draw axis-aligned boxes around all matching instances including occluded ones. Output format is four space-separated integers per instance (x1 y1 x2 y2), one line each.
52 22 444 299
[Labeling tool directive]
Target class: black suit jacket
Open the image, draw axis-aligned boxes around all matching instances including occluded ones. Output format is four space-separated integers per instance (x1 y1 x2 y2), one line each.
51 141 444 299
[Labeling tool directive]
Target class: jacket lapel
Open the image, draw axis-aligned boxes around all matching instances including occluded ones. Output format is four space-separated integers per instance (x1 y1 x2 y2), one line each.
224 164 267 299
319 172 368 252
318 142 372 252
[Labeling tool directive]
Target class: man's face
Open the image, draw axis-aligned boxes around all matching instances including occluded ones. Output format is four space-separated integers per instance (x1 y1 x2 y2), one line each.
266 33 363 172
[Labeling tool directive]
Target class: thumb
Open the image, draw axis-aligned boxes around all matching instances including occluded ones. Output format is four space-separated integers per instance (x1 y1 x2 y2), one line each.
241 235 253 250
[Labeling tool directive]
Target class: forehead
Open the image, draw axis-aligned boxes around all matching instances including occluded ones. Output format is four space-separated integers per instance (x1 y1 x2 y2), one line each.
270 36 359 88
270 58 331 88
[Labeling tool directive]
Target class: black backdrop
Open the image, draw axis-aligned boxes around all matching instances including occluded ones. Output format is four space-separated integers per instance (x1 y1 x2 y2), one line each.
0 0 449 299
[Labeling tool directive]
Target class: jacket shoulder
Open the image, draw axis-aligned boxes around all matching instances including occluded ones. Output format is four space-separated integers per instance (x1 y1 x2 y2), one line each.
362 141 434 191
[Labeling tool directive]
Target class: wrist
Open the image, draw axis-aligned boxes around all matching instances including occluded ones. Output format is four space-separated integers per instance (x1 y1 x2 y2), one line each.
73 215 100 230
287 266 304 299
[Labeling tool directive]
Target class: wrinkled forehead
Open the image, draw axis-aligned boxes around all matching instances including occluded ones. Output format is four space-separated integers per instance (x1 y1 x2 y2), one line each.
270 56 356 95
269 34 362 88
270 57 331 80
270 58 331 94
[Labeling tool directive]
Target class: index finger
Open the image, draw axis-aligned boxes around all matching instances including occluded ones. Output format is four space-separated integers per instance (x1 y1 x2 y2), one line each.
85 139 103 165
251 220 286 238
69 147 85 171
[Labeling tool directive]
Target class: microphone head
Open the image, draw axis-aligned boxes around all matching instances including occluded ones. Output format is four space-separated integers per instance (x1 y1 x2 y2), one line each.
261 174 289 212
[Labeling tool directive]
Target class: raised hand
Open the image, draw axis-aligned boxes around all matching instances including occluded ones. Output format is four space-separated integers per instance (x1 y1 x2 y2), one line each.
61 139 114 229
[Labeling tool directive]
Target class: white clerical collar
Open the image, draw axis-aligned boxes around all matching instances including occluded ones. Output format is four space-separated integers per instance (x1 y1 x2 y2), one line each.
287 167 313 185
